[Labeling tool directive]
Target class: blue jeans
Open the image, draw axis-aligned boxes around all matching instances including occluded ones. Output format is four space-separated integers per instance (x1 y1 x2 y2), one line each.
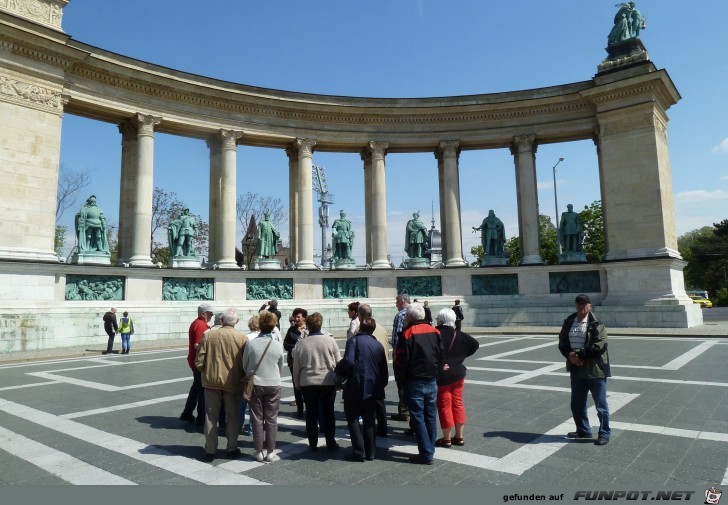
121 333 131 352
570 374 610 439
405 378 438 461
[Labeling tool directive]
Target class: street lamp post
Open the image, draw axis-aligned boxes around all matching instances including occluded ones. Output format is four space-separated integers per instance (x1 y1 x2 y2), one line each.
552 157 565 255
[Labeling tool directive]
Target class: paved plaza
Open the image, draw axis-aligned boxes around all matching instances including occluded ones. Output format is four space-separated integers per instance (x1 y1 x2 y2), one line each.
1 332 727 487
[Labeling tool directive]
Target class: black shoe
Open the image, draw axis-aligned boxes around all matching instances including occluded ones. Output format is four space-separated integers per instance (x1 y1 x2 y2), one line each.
377 431 388 438
179 412 195 422
404 428 415 437
365 456 374 461
225 448 242 459
326 443 340 452
567 431 593 439
408 454 433 465
345 453 365 462
296 412 304 419
203 452 215 462
594 437 609 446
308 445 318 452
390 413 409 422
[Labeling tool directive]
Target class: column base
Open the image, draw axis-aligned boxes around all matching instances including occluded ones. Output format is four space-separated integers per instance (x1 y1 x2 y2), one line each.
296 260 317 270
520 255 544 265
128 255 155 267
604 246 682 262
370 259 392 270
444 257 469 268
211 259 239 270
0 246 60 263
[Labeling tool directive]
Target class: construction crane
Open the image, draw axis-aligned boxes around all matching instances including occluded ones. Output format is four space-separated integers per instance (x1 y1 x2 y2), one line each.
312 165 335 268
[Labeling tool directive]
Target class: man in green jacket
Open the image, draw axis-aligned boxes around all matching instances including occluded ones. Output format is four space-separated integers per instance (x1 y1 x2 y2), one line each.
558 294 611 446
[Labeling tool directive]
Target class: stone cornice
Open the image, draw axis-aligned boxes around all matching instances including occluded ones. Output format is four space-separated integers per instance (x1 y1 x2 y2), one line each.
0 70 62 113
580 70 680 113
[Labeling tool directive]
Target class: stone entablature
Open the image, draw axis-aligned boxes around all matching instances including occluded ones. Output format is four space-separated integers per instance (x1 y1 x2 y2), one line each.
0 0 67 31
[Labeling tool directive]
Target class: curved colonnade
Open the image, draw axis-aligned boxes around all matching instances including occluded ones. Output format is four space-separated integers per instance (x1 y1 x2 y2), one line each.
0 5 701 352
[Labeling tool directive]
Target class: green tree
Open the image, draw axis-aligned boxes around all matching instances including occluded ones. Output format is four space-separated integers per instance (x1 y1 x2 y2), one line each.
54 164 92 256
470 245 484 267
688 220 728 296
505 236 520 266
578 200 605 263
505 215 557 265
678 226 714 290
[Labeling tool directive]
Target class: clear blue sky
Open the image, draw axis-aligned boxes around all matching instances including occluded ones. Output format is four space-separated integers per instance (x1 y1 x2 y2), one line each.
58 1 728 265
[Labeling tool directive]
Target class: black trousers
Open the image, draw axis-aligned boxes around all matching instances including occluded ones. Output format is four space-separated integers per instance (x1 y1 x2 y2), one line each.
182 369 205 421
345 397 377 459
301 385 336 448
105 329 115 353
289 365 304 415
375 396 388 435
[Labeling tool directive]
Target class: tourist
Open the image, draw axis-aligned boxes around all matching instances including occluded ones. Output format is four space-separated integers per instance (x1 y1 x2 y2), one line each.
423 300 433 325
102 307 118 354
335 317 388 462
195 307 248 461
452 299 464 331
284 307 308 418
346 301 360 339
292 312 341 452
358 303 390 437
558 294 611 446
393 302 443 465
179 303 213 426
239 314 262 437
118 311 134 354
243 311 285 462
390 294 410 423
434 308 479 448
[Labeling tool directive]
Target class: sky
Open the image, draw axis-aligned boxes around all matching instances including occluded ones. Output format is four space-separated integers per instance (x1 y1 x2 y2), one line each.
57 1 728 265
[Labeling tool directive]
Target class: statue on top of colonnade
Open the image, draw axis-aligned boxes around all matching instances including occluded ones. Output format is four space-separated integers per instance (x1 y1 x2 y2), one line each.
608 2 645 46
72 195 110 265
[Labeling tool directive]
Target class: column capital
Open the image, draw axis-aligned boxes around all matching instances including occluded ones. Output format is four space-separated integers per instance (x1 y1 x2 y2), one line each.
438 140 461 157
217 129 243 150
368 141 389 160
118 119 138 142
134 113 161 137
511 134 537 154
296 138 317 157
285 143 299 162
360 149 372 165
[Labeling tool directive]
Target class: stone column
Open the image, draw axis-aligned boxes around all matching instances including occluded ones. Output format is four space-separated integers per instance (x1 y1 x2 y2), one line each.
439 141 468 267
206 136 221 264
286 144 299 265
295 138 317 270
435 151 448 263
128 113 161 267
116 119 138 264
212 129 242 269
511 134 543 265
368 141 391 270
361 149 373 265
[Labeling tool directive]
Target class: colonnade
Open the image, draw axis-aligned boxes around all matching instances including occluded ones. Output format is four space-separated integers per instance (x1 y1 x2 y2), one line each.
114 124 555 270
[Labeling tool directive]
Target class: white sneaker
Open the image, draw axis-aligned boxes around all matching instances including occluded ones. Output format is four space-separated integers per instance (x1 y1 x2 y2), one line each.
264 452 279 463
253 451 264 462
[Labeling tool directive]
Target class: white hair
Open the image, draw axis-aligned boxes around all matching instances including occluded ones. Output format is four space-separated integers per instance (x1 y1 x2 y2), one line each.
436 308 456 328
406 302 425 322
222 307 239 327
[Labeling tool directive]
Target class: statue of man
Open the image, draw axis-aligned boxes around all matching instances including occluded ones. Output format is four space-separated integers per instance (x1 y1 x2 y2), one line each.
472 210 505 257
331 210 354 260
608 2 644 46
75 195 109 254
257 212 280 258
559 204 584 253
167 208 198 257
404 211 428 259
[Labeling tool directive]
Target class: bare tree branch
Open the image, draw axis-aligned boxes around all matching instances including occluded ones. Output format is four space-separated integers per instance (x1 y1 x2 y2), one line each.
236 192 286 232
56 164 93 223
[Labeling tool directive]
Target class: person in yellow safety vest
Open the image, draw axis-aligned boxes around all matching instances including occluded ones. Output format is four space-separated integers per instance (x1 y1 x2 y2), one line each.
119 311 135 354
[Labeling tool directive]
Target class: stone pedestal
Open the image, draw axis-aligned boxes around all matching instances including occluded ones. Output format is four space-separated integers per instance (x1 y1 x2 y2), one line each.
558 252 587 264
254 258 282 270
333 258 356 270
172 257 201 269
407 258 430 270
71 252 110 266
481 256 509 267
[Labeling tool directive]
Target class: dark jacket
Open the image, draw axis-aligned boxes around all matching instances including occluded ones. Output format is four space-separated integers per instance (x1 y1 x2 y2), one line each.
452 305 464 321
436 325 480 386
393 320 443 383
558 311 611 379
335 333 388 402
424 306 433 324
283 325 305 368
103 311 118 334
259 304 283 329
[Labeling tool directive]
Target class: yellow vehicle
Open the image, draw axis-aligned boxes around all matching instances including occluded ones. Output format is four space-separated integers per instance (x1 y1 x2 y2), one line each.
689 295 713 308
